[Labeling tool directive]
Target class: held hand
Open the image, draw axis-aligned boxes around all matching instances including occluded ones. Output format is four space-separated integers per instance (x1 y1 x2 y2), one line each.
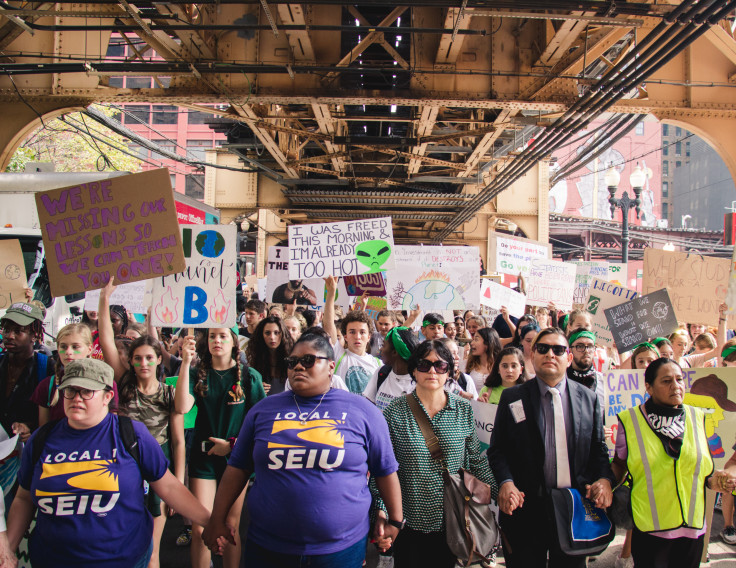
500 306 509 320
11 422 31 443
324 275 338 294
207 437 231 456
498 481 524 515
720 302 729 317
585 478 613 509
101 275 117 299
23 286 33 302
360 291 369 309
181 336 196 365
372 516 396 552
202 520 235 553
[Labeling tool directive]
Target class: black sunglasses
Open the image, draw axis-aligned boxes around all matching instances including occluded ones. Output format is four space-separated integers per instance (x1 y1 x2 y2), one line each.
533 343 568 356
416 359 450 373
285 355 331 369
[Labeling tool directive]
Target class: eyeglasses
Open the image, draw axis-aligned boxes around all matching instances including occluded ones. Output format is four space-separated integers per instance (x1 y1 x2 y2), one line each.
572 344 596 354
285 355 331 369
415 359 450 373
533 343 568 356
61 387 97 400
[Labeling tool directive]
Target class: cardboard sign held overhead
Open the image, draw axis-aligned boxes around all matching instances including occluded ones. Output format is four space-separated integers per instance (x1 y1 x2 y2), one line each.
287 217 395 279
604 288 679 354
584 278 638 347
343 273 386 297
0 240 28 309
150 225 236 328
526 258 577 312
35 169 185 297
487 233 551 277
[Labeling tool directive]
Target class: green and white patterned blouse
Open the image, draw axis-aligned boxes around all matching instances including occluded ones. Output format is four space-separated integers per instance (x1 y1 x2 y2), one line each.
373 391 498 532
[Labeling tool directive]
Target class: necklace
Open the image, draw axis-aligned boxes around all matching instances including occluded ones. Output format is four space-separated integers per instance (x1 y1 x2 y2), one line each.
293 389 329 425
212 366 234 379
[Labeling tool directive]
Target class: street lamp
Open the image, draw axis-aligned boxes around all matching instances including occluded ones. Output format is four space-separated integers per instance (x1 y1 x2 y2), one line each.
606 162 645 263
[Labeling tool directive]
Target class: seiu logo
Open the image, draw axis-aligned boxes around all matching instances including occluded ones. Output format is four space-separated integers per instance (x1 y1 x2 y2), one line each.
266 418 346 471
38 493 120 516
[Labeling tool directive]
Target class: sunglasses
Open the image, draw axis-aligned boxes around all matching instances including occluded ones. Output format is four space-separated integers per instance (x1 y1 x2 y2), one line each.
415 359 450 373
285 355 331 369
533 343 568 356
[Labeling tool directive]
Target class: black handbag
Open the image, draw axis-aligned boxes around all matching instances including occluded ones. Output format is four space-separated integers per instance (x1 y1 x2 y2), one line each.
549 487 615 556
608 473 634 531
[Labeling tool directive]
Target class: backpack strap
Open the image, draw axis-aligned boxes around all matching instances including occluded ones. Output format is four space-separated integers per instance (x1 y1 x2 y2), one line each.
458 374 468 391
31 419 61 467
35 352 49 384
47 375 56 406
118 415 140 466
376 364 392 391
405 393 445 464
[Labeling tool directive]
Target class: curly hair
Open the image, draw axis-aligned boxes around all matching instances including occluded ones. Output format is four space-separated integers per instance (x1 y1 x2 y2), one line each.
195 328 245 400
246 316 294 383
340 310 375 335
118 335 164 408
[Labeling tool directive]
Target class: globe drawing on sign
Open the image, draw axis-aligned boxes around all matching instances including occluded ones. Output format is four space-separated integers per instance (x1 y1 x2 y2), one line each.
652 301 669 320
4 264 21 280
401 271 466 310
195 230 226 258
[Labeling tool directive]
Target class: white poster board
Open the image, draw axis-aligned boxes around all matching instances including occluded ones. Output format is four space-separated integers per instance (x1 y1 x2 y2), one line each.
150 225 237 327
479 279 526 318
487 233 551 277
469 400 498 453
287 217 395 279
572 261 610 307
583 277 639 347
85 280 149 314
526 258 577 312
384 246 480 311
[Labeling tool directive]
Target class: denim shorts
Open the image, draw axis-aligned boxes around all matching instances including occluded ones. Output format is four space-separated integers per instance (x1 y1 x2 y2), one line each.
132 540 153 568
242 535 367 568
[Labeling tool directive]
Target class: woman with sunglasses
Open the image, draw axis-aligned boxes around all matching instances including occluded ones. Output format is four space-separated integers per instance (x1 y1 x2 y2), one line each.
374 340 497 567
7 359 209 568
202 332 403 567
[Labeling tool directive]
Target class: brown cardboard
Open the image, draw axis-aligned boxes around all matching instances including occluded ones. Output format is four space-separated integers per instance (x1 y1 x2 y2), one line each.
0 239 29 308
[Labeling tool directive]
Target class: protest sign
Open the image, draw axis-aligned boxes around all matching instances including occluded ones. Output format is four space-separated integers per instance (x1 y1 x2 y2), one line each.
35 169 185 298
385 246 480 311
257 278 267 298
487 233 551 277
608 262 628 285
343 273 386 297
85 280 148 314
479 279 526 318
526 258 577 312
150 225 236 327
0 240 28 309
725 245 736 314
364 296 388 320
469 400 498 453
287 217 395 279
604 289 679 354
643 248 732 327
584 278 638 346
572 261 609 308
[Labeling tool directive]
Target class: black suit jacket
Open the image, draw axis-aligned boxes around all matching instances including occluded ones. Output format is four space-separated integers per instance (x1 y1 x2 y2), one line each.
488 377 614 504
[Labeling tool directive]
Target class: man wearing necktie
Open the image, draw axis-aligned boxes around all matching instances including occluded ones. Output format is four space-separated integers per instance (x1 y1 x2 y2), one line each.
488 327 615 567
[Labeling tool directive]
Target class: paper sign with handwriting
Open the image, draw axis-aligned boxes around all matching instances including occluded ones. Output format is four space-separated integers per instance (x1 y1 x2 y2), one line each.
487 233 551 277
604 289 679 353
584 278 638 346
572 261 610 307
344 273 386 297
726 245 736 313
85 281 148 314
526 259 577 312
287 217 395 279
35 169 185 297
480 279 526 318
151 225 236 327
0 240 28 309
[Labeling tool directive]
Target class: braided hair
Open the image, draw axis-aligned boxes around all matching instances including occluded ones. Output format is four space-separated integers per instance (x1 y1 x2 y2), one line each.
109 304 129 334
194 328 245 401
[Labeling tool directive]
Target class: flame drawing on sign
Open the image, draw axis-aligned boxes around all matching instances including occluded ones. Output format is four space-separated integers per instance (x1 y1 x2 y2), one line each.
209 290 231 324
154 287 179 324
416 270 450 284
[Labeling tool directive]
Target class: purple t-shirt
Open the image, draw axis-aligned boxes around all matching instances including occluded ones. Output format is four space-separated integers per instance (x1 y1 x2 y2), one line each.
229 388 398 555
18 414 169 568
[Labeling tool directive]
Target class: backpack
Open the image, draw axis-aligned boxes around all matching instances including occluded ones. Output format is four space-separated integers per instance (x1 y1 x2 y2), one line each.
31 415 140 468
0 351 49 386
375 364 392 391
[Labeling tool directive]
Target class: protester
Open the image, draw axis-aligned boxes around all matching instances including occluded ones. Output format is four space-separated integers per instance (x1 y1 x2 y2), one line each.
489 328 613 567
682 304 728 368
438 337 478 400
363 327 420 410
454 316 470 342
464 327 501 393
282 314 305 343
202 332 403 567
420 313 445 340
502 313 537 348
465 315 485 339
368 310 396 356
517 323 540 370
6 359 209 568
491 306 518 340
653 337 675 360
669 329 691 368
375 339 497 567
245 316 294 395
479 346 528 403
566 329 605 409
443 320 457 340
175 329 266 568
241 299 267 339
566 308 593 334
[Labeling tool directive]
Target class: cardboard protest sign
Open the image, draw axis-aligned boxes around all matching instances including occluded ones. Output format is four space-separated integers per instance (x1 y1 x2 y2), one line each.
572 261 609 308
526 258 576 312
480 279 526 318
363 296 388 320
604 289 679 354
343 273 386 297
150 225 236 327
487 233 551 277
85 280 149 314
385 246 480 311
35 169 185 297
584 278 638 346
469 400 498 453
643 248 732 327
287 217 395 279
0 240 28 309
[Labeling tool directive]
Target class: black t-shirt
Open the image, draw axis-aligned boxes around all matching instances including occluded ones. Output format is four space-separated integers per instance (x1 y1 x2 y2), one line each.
491 314 519 339
0 352 55 433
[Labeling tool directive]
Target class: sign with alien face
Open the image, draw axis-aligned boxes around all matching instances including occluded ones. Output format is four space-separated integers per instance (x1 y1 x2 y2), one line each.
150 224 236 327
287 217 395 279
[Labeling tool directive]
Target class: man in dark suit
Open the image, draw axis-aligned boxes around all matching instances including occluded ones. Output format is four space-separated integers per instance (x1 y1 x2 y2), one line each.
488 327 614 567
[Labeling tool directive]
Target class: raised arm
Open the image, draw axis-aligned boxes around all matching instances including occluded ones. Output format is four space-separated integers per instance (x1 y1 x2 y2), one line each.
323 276 338 344
402 304 422 330
173 336 196 415
98 277 127 381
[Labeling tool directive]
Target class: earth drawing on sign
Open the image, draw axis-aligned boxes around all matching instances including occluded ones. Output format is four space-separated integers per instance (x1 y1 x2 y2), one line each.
400 270 466 311
195 230 226 258
652 302 668 320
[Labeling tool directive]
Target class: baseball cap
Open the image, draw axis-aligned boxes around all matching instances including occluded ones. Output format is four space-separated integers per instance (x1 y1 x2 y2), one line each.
1 302 45 327
58 359 115 391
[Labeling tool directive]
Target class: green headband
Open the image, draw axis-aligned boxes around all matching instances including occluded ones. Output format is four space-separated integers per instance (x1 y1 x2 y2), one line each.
560 314 569 331
633 342 659 354
422 319 444 327
386 327 412 361
722 345 736 360
569 330 596 345
652 337 668 345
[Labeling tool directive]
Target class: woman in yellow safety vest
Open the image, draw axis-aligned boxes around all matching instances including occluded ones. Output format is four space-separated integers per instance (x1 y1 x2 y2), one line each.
611 357 733 568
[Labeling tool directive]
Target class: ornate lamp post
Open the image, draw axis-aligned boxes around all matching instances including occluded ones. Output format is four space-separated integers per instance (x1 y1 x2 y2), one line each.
605 163 646 264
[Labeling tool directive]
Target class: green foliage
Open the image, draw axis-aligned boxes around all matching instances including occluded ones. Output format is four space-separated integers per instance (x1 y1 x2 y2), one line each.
5 146 35 172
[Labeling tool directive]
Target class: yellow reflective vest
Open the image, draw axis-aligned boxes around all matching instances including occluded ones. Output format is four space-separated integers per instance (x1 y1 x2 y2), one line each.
619 404 713 533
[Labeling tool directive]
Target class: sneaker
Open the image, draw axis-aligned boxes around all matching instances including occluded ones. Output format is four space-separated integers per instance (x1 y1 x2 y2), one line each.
722 525 736 545
614 556 634 568
175 527 192 547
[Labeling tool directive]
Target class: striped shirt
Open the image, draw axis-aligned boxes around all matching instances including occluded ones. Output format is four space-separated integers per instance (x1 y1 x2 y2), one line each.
374 391 498 532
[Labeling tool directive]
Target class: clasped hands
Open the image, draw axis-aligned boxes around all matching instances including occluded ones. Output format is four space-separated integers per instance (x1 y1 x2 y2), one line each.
710 470 736 492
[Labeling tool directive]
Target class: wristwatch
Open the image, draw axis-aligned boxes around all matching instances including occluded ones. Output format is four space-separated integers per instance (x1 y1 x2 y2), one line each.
387 518 406 530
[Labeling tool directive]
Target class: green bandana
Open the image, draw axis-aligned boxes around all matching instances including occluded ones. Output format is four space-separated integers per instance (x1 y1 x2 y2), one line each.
560 314 569 331
422 319 444 328
633 342 659 354
386 327 412 361
569 330 596 345
722 345 736 360
652 337 668 345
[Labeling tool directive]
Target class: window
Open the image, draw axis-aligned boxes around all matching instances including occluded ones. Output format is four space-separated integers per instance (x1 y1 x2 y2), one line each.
126 77 152 89
635 122 645 135
663 145 668 156
123 105 150 124
188 111 211 124
662 181 668 197
169 174 176 190
686 141 690 157
662 124 669 136
106 40 125 58
108 77 124 88
152 105 178 124
127 145 148 160
675 127 682 137
186 140 213 162
185 174 204 199
663 203 669 219
663 161 669 176
675 141 681 156
151 139 178 159
676 161 681 169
